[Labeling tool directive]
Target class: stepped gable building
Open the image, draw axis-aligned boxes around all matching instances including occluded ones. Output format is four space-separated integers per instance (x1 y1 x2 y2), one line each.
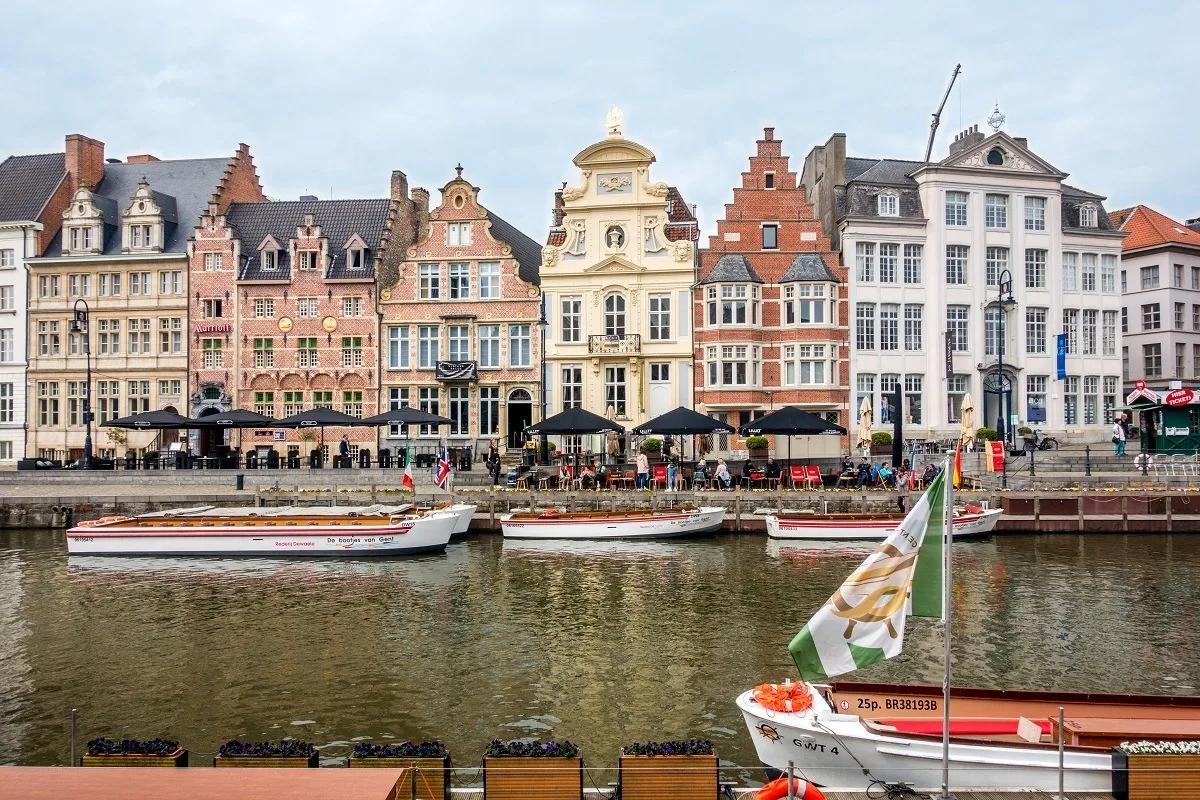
378 166 542 454
1108 204 1200 394
802 123 1124 443
0 142 83 464
26 136 262 461
189 192 405 463
694 127 847 460
540 110 699 453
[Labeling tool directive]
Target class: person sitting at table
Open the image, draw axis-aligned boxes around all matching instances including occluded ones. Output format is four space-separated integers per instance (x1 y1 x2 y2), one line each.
694 459 708 490
580 463 596 490
855 457 873 487
596 463 609 489
901 458 911 473
557 464 572 489
836 454 855 484
878 462 893 488
921 463 938 485
764 457 781 487
715 458 733 490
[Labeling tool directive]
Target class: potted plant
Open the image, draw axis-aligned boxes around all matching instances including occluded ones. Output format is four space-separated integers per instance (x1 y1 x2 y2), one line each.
82 737 187 767
215 739 318 768
619 739 717 800
350 741 451 800
483 740 582 800
870 431 893 455
975 426 999 442
744 435 769 460
1113 740 1200 800
639 438 664 463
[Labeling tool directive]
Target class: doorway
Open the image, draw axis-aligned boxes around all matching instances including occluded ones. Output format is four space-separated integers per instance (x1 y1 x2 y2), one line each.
197 407 223 456
648 363 671 419
507 388 533 450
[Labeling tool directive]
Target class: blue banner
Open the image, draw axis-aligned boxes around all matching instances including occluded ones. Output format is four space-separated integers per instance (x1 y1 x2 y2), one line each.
1056 334 1067 380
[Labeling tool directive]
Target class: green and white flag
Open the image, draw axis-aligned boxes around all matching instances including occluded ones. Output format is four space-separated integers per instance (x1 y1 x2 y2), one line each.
789 470 947 681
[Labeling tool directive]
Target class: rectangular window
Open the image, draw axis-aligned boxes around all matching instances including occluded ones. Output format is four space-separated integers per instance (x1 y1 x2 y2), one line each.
1081 253 1097 291
561 365 583 410
131 318 152 354
796 283 826 324
904 374 923 424
1122 306 1128 333
1100 255 1116 293
1102 310 1117 357
1141 265 1159 289
855 242 875 282
446 222 472 246
37 382 59 426
298 298 319 318
445 386 468 435
1123 346 1129 380
1024 249 1046 289
1142 303 1161 331
419 264 440 300
1103 376 1118 424
254 298 275 319
282 391 304 418
203 299 223 319
0 286 11 311
1144 343 1162 377
1024 196 1046 231
855 303 876 351
253 337 274 368
856 374 875 423
387 326 409 369
1027 375 1047 422
38 320 61 355
479 386 499 438
341 336 363 368
129 272 150 295
1194 266 1200 291
297 337 318 368
0 383 12 422
648 294 671 340
1026 308 1047 354
343 390 364 420
1175 263 1185 288
312 390 333 408
204 252 222 271
1177 343 1187 378
719 285 749 325
783 345 796 386
39 275 60 298
509 324 531 368
0 250 14 268
605 365 627 417
560 296 581 343
1062 309 1079 355
478 262 500 299
947 374 968 423
100 273 120 296
879 303 899 351
1082 309 1097 355
1194 305 1200 332
0 329 12 363
159 271 182 293
1176 302 1187 330
762 224 778 249
903 244 922 284
254 391 274 417
1064 376 1079 425
945 245 968 285
985 247 1007 287
797 345 826 385
418 326 439 368
202 338 223 368
449 263 470 299
903 304 922 351
985 193 1008 228
447 325 469 361
717 345 756 386
342 297 363 318
984 306 1003 357
1062 252 1078 291
878 243 898 283
945 191 968 226
478 325 500 368
947 305 969 352
1196 345 1200 379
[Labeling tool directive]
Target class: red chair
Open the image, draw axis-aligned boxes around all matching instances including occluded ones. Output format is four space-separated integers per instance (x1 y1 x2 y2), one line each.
651 464 667 490
788 465 807 491
806 465 823 490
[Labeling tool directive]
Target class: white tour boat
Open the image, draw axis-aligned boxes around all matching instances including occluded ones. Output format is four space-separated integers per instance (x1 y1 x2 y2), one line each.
500 506 725 540
764 505 1001 540
66 505 457 557
419 502 476 537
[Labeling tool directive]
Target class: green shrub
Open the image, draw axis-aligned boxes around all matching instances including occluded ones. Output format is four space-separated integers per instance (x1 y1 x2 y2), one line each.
745 435 770 450
871 431 893 446
1016 426 1033 436
975 427 999 441
638 438 663 453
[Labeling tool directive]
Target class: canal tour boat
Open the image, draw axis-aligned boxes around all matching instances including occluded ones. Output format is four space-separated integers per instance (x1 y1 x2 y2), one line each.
66 505 458 557
500 506 725 540
417 502 476 537
764 505 1001 540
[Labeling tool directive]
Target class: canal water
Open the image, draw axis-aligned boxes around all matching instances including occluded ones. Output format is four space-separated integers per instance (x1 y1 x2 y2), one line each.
0 530 1197 774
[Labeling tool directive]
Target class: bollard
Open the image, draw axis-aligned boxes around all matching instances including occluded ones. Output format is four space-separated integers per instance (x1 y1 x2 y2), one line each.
1085 445 1091 477
236 473 245 491
71 708 77 766
786 760 795 800
1030 439 1036 476
1142 452 1149 476
1057 706 1065 799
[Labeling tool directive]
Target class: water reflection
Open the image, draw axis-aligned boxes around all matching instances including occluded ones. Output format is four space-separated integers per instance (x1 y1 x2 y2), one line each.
0 530 1196 770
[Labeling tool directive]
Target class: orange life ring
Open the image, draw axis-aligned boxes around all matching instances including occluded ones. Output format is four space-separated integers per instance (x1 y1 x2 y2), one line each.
752 682 813 714
754 775 825 800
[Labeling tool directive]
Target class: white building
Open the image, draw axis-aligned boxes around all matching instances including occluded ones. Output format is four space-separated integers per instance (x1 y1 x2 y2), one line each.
803 125 1125 443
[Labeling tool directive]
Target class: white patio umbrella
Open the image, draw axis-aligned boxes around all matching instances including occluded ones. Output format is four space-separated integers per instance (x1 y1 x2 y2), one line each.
959 393 975 446
856 396 873 452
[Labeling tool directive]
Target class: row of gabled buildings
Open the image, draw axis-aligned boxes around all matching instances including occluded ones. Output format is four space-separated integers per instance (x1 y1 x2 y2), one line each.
0 115 1196 465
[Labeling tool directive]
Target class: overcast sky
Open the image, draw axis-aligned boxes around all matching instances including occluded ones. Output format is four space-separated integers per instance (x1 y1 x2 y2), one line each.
4 1 1197 241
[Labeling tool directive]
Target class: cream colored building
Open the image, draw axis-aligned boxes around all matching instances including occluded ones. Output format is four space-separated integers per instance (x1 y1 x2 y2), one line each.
540 112 699 452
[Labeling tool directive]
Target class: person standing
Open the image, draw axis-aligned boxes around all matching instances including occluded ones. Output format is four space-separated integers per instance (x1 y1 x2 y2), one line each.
636 449 650 490
1112 415 1127 456
666 455 679 492
338 435 350 467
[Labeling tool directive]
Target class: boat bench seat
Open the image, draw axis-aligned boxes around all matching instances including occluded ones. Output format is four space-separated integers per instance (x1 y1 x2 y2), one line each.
876 718 1052 736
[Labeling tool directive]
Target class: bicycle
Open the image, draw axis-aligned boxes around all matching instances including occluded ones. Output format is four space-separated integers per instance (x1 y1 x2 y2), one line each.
1022 430 1059 451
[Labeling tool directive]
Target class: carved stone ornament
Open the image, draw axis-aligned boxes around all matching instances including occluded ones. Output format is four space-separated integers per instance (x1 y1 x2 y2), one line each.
673 240 691 262
643 181 669 198
562 171 591 202
643 216 665 253
541 246 562 268
956 148 1039 173
598 174 632 192
566 219 587 256
604 224 626 251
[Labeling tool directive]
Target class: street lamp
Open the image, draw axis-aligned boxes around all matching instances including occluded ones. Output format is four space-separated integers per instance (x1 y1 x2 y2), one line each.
537 294 549 466
70 299 93 470
995 269 1017 489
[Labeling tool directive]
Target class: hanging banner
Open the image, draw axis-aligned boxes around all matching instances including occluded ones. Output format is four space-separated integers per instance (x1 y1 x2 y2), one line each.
944 330 953 382
1056 334 1067 380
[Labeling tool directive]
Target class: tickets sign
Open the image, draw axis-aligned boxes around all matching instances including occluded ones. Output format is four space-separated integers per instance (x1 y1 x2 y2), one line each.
1165 389 1195 407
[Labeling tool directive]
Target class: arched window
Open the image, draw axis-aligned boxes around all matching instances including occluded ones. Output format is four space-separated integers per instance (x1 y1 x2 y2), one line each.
1078 203 1097 228
508 388 532 403
604 293 626 336
877 192 899 217
986 147 1005 166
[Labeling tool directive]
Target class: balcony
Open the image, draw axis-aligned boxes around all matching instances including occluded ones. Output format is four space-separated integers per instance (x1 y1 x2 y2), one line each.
436 360 478 381
588 334 641 355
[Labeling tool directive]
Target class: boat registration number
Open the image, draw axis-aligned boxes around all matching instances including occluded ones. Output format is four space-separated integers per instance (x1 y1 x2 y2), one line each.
74 537 94 543
854 697 939 711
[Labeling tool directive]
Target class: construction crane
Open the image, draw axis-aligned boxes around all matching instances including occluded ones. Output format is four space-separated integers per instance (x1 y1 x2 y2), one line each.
924 63 962 162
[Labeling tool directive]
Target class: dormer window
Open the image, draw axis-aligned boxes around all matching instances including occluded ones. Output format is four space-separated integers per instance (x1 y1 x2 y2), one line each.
986 147 1005 166
262 250 278 271
121 178 166 253
69 227 92 251
1079 203 1098 228
298 251 319 271
877 192 899 217
348 248 364 269
62 186 104 256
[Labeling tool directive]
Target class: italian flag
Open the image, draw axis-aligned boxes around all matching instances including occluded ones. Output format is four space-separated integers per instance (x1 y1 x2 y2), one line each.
788 470 946 681
401 447 414 490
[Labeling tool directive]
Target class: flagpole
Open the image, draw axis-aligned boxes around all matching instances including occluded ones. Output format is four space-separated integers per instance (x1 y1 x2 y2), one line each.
940 454 954 799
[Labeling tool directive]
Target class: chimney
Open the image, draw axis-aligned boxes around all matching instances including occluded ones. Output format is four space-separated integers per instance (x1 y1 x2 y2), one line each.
411 187 431 235
763 127 775 141
299 195 318 201
1013 137 1028 149
389 170 409 203
127 154 160 163
1187 217 1200 233
65 134 105 192
948 125 985 156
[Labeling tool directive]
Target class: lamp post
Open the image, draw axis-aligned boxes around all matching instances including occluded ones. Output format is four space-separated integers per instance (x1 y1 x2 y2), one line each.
995 269 1017 489
71 299 93 469
537 294 549 466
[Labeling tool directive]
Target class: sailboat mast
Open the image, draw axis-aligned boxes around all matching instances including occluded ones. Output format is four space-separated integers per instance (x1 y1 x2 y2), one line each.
940 455 954 798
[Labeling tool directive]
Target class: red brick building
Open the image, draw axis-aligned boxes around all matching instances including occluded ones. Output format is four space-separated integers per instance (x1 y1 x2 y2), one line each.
378 166 542 454
188 192 414 463
694 128 848 459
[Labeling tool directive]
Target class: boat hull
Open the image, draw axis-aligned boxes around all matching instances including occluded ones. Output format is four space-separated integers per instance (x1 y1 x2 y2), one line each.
500 507 725 540
766 508 1001 540
66 513 456 557
737 687 1112 792
440 503 476 537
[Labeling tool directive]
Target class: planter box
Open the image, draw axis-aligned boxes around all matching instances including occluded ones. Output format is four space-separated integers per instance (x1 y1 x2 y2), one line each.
350 755 450 800
619 752 718 800
215 753 319 768
1113 749 1200 800
748 448 769 460
483 755 582 800
82 748 188 767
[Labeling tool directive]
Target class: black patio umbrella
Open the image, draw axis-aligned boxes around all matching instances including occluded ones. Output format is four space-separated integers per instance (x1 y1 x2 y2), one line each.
738 405 847 469
634 406 736 435
271 407 365 460
359 407 452 427
525 406 625 436
102 409 195 430
190 409 277 428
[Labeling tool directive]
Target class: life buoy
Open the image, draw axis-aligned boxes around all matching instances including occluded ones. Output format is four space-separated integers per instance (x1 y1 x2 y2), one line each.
752 682 813 714
754 775 825 800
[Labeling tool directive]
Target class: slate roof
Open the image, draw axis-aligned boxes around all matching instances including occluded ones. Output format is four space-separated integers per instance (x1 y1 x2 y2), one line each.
846 158 924 186
1060 187 1116 232
227 199 391 281
840 157 925 221
779 253 839 283
699 254 763 285
1110 205 1200 252
0 152 66 222
43 157 231 256
486 210 542 285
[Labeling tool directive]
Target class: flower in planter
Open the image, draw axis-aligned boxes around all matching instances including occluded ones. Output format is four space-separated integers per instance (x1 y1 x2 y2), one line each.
218 739 317 758
86 737 180 756
485 739 580 758
352 740 449 759
1119 740 1200 754
623 739 715 756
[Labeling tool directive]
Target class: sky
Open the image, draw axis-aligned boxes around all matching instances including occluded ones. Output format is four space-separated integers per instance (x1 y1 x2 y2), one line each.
3 1 1198 241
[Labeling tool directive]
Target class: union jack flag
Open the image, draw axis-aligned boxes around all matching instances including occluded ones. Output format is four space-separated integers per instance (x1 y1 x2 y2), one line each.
434 448 452 490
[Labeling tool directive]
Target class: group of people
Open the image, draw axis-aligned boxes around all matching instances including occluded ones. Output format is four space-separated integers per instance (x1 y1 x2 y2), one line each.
836 455 939 491
1112 411 1131 456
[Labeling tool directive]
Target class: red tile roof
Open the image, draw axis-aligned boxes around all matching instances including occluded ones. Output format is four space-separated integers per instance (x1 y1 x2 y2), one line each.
1110 205 1200 252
